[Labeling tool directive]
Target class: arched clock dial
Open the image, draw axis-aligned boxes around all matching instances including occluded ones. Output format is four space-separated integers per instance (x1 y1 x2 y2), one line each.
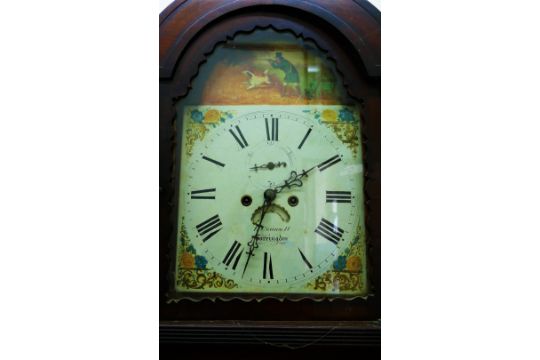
178 107 365 293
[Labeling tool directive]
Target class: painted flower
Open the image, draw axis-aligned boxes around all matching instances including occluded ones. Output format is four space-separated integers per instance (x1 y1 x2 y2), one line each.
339 108 355 122
321 109 338 123
204 109 221 123
186 244 196 253
180 252 195 268
195 255 208 270
333 255 347 271
190 109 203 123
346 256 361 272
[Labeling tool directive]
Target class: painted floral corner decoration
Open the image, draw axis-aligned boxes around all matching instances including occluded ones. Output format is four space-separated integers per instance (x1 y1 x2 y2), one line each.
303 106 361 158
176 220 238 291
177 221 209 271
179 244 208 271
184 107 236 157
306 224 367 294
190 108 235 125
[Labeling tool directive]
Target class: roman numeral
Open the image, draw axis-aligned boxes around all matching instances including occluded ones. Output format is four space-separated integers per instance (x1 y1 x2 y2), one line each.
318 154 341 172
190 188 216 199
195 215 223 242
229 125 249 148
223 240 243 270
265 117 278 141
298 127 312 149
314 218 344 245
202 155 225 167
263 252 274 279
298 249 313 269
326 191 352 203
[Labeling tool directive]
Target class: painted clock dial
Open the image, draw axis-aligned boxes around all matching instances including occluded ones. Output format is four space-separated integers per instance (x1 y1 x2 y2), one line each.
175 105 368 298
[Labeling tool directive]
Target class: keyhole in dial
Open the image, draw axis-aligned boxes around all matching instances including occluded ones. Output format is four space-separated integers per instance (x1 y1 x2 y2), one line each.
241 195 252 206
288 195 299 207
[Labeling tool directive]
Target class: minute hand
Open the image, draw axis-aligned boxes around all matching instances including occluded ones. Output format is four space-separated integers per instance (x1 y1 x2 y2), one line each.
274 165 317 194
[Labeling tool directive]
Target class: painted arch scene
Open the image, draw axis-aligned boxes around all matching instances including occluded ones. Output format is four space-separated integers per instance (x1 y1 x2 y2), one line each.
186 28 351 105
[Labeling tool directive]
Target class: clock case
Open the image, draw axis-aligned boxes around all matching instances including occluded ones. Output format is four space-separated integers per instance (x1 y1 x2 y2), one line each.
160 0 380 347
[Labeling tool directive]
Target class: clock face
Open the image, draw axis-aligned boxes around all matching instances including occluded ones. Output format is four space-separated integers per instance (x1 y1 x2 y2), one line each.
175 105 368 298
176 106 365 296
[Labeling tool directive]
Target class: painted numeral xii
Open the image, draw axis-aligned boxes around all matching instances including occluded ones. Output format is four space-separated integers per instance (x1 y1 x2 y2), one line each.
265 117 278 141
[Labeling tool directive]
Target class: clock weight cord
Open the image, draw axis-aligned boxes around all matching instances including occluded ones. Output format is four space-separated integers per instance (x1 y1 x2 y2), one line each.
241 189 277 278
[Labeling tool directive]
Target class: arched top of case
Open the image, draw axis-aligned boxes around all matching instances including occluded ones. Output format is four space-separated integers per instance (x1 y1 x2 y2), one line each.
159 0 381 80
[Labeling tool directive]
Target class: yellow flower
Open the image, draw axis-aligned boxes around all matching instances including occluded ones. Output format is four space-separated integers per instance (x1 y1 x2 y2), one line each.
346 256 361 272
181 252 195 268
321 109 338 123
204 109 221 123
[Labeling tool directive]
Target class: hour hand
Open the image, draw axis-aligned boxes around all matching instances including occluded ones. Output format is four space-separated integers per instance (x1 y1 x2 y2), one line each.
274 166 316 193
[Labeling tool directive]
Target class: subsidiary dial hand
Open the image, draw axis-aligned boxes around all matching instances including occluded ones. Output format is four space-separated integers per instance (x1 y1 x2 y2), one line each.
249 161 287 172
273 165 317 193
241 189 277 278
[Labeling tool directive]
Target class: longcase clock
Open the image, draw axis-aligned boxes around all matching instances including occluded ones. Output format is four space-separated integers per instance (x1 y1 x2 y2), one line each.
160 0 380 349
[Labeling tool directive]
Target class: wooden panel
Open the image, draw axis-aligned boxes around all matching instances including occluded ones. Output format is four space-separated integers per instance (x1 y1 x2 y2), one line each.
160 320 380 347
